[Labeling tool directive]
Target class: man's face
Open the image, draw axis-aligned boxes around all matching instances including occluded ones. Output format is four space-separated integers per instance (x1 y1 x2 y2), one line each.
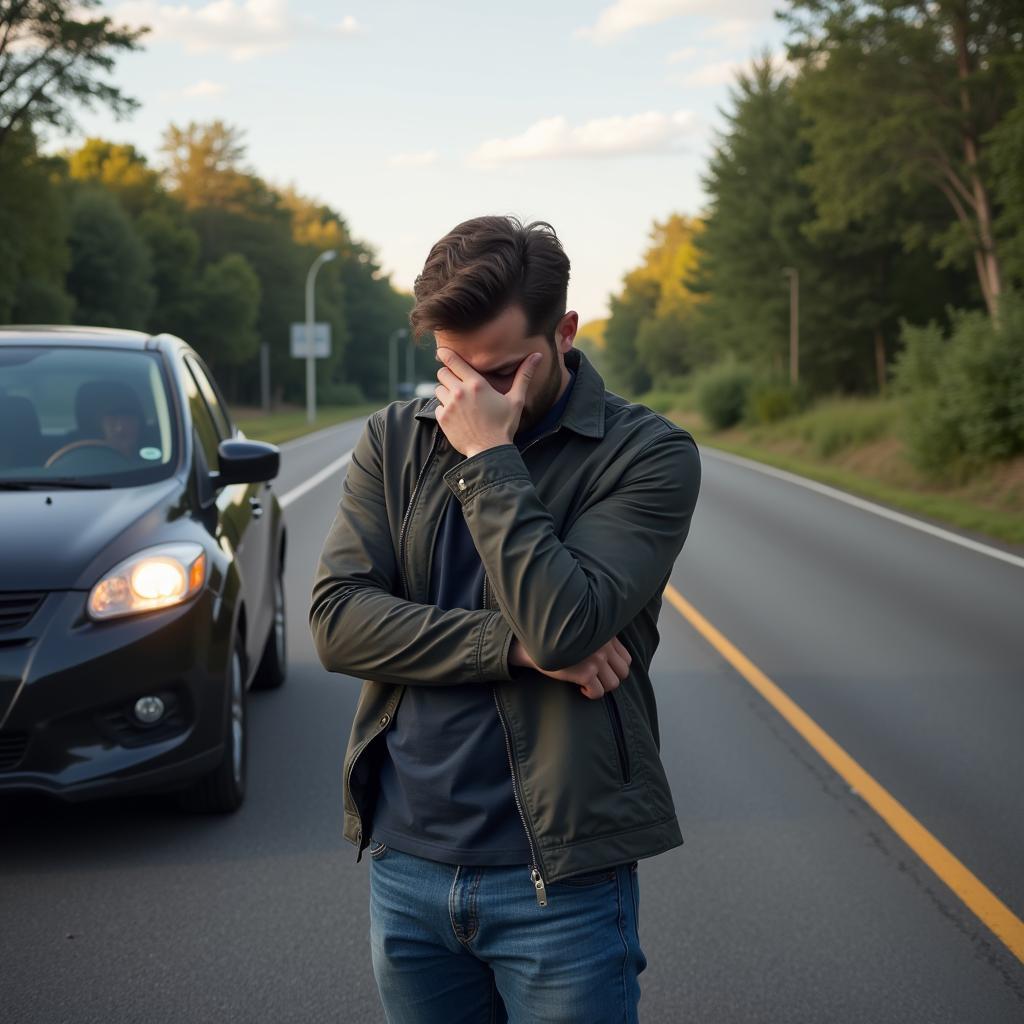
100 412 141 455
433 304 578 436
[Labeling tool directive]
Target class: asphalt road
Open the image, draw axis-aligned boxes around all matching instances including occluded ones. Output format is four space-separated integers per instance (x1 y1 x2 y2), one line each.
2 412 1023 1023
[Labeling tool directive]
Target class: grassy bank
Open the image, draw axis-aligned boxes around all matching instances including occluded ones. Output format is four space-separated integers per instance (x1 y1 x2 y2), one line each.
642 391 1024 548
234 402 382 446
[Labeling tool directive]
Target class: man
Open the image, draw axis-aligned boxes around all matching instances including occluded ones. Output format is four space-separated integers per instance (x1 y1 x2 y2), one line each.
99 406 142 460
310 215 701 1023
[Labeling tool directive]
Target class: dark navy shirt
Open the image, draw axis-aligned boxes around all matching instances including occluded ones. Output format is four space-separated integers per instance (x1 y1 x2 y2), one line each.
369 369 577 865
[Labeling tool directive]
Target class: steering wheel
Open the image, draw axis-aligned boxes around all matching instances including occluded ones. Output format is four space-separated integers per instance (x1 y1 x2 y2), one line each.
44 438 133 469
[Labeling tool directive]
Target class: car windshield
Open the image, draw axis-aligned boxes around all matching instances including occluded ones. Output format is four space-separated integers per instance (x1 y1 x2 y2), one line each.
0 346 179 489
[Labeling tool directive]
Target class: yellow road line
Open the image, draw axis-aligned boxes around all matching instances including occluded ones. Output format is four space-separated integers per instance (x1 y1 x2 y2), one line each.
663 582 1024 965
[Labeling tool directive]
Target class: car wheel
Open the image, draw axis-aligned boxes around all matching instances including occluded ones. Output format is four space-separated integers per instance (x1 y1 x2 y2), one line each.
251 567 286 690
175 633 247 814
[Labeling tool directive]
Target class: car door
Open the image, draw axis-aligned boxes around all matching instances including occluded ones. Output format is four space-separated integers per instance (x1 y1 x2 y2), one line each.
181 354 271 675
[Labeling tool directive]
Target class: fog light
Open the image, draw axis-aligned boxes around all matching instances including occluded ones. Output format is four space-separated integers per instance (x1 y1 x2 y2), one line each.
134 696 166 724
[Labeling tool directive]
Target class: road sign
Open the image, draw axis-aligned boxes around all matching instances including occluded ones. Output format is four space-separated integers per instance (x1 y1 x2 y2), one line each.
290 322 332 358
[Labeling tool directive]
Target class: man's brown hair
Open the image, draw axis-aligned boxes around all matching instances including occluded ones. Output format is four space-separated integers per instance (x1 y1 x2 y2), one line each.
409 215 570 349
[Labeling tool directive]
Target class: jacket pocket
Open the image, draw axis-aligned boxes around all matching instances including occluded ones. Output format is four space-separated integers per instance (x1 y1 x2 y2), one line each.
604 690 631 785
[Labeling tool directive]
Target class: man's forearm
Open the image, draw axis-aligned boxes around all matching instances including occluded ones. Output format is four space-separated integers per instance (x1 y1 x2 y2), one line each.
310 578 517 686
440 430 701 671
309 408 520 688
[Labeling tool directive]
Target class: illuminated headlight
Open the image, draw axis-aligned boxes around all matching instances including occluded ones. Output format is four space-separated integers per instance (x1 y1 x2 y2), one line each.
88 543 207 620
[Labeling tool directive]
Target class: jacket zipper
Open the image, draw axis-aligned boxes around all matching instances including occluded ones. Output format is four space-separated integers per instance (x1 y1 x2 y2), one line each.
486 424 562 907
492 686 548 906
349 422 442 861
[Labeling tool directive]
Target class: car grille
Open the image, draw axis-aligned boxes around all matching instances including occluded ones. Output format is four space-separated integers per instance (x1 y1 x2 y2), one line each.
0 591 45 633
0 731 30 770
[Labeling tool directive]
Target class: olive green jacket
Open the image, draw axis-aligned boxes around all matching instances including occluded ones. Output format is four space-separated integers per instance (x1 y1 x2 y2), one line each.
309 346 701 906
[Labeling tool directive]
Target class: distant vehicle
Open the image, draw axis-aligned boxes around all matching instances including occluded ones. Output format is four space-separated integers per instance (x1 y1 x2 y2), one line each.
414 381 436 399
0 326 287 813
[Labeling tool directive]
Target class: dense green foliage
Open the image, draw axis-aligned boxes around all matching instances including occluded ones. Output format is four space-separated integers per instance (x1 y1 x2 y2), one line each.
890 290 1024 479
1 124 416 403
602 1 1023 481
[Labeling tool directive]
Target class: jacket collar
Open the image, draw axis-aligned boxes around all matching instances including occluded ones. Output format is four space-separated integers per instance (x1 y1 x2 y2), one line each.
413 345 606 439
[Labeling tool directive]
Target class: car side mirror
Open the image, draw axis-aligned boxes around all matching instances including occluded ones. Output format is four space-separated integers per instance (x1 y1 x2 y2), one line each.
211 439 280 488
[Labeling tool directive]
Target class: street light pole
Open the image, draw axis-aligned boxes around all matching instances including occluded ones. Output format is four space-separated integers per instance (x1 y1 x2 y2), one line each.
388 327 408 401
405 333 415 396
305 248 337 425
782 266 799 385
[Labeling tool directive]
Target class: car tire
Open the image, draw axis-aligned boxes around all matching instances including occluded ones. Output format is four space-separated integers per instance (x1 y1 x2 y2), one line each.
251 567 286 690
175 633 247 814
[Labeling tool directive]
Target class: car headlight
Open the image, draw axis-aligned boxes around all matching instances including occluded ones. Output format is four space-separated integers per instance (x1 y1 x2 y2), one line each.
88 543 207 620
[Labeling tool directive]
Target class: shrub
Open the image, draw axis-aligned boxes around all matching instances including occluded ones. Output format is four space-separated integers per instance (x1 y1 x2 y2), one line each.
890 289 1024 479
694 360 755 430
745 377 811 425
318 379 366 406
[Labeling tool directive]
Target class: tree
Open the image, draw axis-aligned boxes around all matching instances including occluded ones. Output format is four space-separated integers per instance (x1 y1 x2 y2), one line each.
604 273 659 394
160 120 263 213
688 51 937 395
66 136 202 336
778 0 1024 325
67 137 168 217
66 184 154 327
137 207 201 337
0 0 147 148
0 122 71 320
985 70 1024 289
191 254 261 369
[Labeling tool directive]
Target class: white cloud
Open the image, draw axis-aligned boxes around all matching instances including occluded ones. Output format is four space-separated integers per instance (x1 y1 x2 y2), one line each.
113 0 362 61
575 0 776 44
703 16 758 39
388 150 439 167
667 48 795 87
468 110 699 167
181 79 225 97
667 45 698 63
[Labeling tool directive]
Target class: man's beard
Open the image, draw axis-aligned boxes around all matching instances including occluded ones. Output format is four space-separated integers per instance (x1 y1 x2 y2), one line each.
516 352 563 436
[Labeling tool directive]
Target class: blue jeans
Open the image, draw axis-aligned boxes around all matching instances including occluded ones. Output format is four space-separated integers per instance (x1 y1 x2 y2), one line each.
367 839 647 1023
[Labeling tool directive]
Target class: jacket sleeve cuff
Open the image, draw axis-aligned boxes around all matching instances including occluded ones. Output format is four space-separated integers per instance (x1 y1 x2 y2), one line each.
442 443 530 503
479 609 516 681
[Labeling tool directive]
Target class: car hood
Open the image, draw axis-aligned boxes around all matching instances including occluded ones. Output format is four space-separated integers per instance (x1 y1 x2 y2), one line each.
1 478 186 591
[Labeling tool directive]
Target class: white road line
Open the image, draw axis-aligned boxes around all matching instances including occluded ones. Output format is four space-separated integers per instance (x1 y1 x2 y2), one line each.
277 417 368 452
280 450 352 508
703 444 1024 570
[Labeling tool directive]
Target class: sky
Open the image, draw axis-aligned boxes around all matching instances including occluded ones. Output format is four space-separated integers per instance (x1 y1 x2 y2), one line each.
50 0 794 321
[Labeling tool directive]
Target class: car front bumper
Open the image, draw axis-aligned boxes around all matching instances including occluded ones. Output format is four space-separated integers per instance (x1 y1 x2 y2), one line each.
0 585 232 801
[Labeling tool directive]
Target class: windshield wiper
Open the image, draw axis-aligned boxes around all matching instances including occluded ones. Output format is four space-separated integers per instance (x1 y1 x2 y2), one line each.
0 478 113 490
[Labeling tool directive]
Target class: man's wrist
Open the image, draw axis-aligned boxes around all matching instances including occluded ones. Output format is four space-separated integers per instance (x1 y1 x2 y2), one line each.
465 436 513 459
508 637 536 670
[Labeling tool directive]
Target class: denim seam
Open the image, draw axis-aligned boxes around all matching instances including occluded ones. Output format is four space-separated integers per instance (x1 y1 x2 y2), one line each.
448 866 462 945
465 868 482 943
489 971 499 1024
615 867 630 1022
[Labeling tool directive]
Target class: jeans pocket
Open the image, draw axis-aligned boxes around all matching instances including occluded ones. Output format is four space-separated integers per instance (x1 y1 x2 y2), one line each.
368 838 388 859
556 866 617 887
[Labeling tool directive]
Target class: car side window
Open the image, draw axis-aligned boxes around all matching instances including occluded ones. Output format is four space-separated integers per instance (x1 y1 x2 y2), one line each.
184 354 233 439
180 360 221 473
